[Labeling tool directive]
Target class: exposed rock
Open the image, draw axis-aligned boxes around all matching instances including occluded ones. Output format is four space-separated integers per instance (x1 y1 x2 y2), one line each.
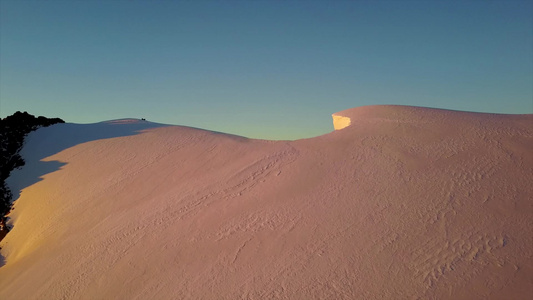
0 111 64 241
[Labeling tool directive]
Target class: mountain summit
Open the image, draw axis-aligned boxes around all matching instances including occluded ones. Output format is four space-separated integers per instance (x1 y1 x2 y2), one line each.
1 106 531 299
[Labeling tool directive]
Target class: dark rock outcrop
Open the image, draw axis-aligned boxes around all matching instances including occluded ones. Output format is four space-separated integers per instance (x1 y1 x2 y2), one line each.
0 111 64 241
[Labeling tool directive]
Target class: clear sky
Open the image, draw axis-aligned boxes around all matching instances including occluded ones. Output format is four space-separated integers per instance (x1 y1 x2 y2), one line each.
1 0 532 140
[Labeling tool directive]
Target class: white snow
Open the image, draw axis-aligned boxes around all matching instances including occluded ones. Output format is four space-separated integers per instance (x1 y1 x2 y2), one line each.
331 114 351 130
0 106 532 299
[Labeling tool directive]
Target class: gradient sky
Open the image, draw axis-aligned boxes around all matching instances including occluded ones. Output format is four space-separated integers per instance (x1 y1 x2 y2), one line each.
1 0 532 140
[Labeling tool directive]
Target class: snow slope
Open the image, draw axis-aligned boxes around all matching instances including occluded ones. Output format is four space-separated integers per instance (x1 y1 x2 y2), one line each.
0 106 532 299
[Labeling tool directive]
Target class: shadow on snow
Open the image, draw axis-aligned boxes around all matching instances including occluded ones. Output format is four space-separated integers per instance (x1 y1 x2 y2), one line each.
0 120 170 267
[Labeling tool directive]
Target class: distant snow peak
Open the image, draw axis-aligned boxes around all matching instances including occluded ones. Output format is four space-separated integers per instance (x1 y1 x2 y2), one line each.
104 119 144 125
332 114 351 130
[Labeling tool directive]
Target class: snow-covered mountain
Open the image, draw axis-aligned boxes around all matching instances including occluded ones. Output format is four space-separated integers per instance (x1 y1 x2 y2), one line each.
1 106 531 299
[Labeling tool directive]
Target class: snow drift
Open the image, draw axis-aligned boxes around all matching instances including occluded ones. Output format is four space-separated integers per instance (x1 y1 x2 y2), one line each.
331 114 351 130
0 106 532 299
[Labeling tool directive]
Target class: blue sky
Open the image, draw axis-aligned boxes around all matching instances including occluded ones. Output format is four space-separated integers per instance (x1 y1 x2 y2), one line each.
1 0 532 139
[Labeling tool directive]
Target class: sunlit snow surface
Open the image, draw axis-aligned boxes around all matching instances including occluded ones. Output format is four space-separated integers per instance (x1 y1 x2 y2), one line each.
1 106 532 299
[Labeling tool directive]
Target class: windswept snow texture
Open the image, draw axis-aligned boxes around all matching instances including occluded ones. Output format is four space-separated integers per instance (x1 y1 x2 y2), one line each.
1 106 532 299
4 119 168 203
